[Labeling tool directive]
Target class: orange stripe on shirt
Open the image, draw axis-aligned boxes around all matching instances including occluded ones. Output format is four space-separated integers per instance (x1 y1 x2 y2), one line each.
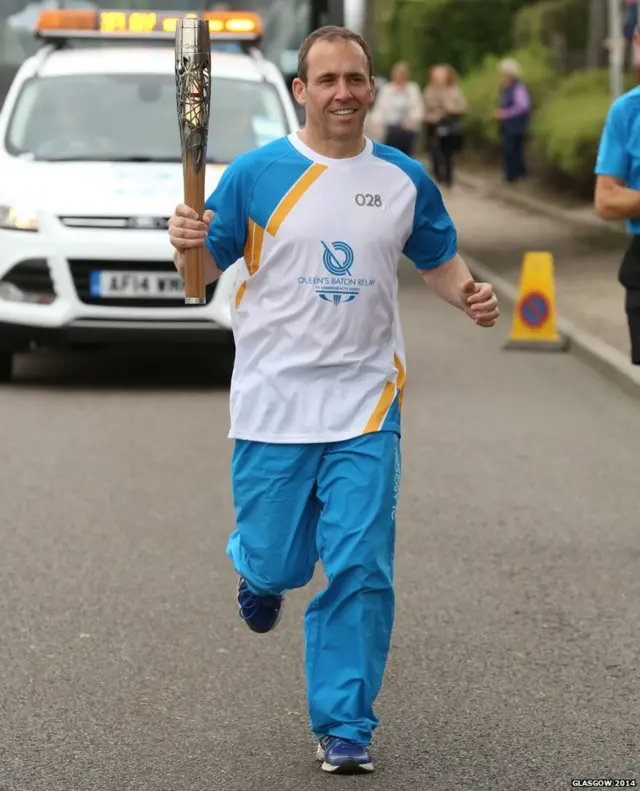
235 280 247 309
363 381 397 434
244 218 265 276
266 163 328 236
363 355 407 433
394 353 406 412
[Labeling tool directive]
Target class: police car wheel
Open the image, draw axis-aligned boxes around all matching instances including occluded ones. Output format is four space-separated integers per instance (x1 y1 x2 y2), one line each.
0 351 13 383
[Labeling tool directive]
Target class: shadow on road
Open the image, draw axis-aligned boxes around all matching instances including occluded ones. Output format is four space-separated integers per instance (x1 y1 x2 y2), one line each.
5 270 428 391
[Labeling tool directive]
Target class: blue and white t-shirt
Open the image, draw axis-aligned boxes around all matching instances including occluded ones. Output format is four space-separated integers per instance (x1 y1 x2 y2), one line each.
205 132 457 443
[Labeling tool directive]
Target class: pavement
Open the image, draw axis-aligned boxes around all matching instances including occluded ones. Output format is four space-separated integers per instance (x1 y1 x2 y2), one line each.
440 164 640 399
1 281 640 790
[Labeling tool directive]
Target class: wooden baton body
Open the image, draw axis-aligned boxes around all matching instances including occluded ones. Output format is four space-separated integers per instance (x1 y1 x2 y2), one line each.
183 157 206 303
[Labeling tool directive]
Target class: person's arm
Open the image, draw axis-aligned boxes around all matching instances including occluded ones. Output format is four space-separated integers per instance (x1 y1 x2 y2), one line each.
169 157 252 284
421 253 473 309
500 83 531 119
368 83 390 136
402 163 459 288
442 86 467 116
368 82 386 122
595 176 640 221
402 165 499 326
203 157 252 277
408 82 426 126
423 88 441 124
594 97 640 221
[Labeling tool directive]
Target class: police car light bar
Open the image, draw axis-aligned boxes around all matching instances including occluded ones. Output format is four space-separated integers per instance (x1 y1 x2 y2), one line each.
35 9 263 40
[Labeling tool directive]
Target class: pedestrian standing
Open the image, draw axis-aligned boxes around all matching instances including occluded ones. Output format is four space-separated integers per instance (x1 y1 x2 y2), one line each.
423 63 467 188
494 58 531 183
368 60 424 156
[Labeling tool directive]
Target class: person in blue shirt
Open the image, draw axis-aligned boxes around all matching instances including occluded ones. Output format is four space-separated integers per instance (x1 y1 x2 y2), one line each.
594 68 640 364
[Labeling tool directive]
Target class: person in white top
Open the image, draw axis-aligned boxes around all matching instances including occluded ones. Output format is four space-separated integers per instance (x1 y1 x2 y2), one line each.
168 25 499 775
367 59 425 156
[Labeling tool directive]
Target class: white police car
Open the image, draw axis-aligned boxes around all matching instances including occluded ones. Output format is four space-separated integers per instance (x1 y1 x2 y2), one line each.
0 8 300 381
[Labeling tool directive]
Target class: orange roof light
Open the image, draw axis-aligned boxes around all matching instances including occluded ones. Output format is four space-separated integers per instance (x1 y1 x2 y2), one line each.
202 11 262 36
35 9 263 39
35 9 97 33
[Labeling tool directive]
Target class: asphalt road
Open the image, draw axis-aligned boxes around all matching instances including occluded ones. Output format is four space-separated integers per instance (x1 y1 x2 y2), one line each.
1 267 640 790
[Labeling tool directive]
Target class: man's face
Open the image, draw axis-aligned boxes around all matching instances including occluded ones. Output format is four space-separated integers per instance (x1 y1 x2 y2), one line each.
293 38 374 143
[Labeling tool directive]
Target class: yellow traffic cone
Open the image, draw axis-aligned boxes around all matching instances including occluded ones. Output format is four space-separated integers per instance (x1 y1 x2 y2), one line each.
504 251 568 351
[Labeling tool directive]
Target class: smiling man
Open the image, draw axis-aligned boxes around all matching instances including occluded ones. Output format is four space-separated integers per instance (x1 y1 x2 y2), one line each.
168 26 499 775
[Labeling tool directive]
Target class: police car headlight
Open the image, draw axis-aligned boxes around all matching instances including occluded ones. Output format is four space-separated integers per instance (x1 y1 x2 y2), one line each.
0 281 54 305
0 205 39 232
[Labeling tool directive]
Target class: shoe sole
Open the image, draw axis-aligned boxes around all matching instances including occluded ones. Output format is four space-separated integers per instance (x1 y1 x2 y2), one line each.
321 760 374 774
316 744 374 774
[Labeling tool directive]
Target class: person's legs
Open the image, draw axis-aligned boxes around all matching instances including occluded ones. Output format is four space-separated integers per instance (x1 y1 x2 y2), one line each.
501 133 517 182
439 135 455 187
432 139 445 183
227 440 323 631
624 288 640 365
304 431 401 770
385 125 415 156
627 309 640 365
513 133 527 179
402 129 416 158
620 240 640 366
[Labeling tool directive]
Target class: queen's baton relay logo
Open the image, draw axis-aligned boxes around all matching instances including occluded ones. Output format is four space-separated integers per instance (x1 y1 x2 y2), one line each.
297 241 375 305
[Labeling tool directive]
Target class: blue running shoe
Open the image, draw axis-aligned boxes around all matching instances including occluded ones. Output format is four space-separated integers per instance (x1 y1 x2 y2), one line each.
316 736 374 774
236 577 284 634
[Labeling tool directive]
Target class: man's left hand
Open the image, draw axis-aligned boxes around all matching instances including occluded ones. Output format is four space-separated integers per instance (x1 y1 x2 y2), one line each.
461 279 499 327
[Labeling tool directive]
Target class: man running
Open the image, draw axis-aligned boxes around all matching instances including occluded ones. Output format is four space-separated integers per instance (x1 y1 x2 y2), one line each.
168 25 499 775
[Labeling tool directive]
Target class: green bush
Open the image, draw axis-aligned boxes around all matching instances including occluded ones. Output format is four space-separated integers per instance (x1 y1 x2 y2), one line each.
532 90 609 182
461 58 638 188
531 69 637 183
372 0 541 84
513 0 589 53
459 43 558 144
536 67 636 99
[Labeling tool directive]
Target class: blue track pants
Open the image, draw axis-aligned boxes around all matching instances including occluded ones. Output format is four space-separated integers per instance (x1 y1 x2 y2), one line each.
226 431 401 745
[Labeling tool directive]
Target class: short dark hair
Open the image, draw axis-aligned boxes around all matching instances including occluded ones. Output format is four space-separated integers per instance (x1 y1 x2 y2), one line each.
297 26 373 84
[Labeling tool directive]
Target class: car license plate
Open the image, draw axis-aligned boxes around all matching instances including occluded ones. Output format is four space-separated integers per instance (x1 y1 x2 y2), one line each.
89 271 184 299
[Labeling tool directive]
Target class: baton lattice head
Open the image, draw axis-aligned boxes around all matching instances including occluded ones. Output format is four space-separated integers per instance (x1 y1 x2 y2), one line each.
176 55 211 171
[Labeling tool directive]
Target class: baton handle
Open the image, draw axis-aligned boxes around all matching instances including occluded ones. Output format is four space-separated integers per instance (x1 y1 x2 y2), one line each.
183 164 206 305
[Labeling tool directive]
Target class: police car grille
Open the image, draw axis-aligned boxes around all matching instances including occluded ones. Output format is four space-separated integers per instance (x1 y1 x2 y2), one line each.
1 258 55 295
68 259 216 308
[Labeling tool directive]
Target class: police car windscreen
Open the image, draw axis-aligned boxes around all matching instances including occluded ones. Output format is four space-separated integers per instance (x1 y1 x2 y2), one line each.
4 73 289 162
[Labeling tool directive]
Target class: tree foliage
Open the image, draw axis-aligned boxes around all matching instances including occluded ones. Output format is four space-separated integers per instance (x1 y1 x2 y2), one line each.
373 0 542 81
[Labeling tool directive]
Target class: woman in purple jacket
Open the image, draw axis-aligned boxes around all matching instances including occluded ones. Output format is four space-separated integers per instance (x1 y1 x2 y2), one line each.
494 58 532 183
